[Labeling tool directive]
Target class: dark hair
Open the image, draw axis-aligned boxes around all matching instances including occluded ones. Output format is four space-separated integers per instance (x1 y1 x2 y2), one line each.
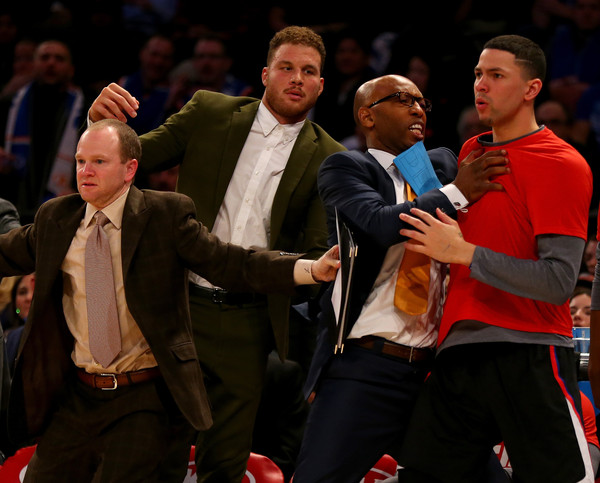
86 119 141 163
483 34 546 81
267 26 326 73
572 285 592 299
194 34 230 57
1 275 27 332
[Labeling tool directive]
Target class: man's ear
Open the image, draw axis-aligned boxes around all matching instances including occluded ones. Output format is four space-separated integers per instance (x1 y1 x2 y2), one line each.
357 106 374 129
125 159 138 183
524 78 542 101
261 67 269 87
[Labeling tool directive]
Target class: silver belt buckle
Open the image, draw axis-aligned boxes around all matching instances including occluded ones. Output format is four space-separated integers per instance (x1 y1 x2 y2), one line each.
408 346 415 363
100 373 118 390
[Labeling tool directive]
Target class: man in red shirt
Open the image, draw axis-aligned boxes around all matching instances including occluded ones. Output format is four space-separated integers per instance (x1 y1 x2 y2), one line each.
397 35 595 482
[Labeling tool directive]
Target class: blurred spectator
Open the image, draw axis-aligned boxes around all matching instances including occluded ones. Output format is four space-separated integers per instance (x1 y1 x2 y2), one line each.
312 30 375 142
0 39 89 224
520 0 577 47
387 48 456 149
118 34 175 135
0 38 37 99
0 10 19 88
530 0 576 30
0 273 34 337
547 0 600 114
571 285 592 327
0 198 19 462
71 0 129 94
581 237 598 283
121 0 179 38
536 99 573 140
537 98 600 209
168 35 252 113
1 273 34 377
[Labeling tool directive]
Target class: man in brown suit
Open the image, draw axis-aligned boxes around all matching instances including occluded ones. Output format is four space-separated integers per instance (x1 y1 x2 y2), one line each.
1 119 339 482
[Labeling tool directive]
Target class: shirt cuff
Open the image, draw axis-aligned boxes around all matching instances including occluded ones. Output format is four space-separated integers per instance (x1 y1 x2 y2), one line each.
294 259 317 285
440 183 469 210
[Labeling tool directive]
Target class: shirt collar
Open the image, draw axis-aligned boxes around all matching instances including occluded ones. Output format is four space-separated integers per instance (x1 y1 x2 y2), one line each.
84 188 130 230
256 102 305 143
368 148 397 172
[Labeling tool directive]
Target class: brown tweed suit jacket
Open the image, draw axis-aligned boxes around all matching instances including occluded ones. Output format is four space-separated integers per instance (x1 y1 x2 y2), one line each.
0 186 299 442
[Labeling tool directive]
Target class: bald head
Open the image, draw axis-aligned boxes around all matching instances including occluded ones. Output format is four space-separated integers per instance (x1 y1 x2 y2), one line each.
354 75 418 125
353 74 428 155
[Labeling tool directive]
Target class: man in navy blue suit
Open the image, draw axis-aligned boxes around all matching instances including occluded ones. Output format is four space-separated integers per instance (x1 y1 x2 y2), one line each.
293 74 510 483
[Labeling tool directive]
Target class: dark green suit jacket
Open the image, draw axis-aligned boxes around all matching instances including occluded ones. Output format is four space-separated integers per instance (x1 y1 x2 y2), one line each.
139 90 345 357
1 187 300 441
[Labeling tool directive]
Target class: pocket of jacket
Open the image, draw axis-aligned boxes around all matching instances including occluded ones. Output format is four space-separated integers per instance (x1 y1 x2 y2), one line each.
170 341 198 362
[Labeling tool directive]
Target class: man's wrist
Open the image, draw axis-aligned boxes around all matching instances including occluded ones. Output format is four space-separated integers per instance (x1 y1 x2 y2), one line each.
293 259 317 285
441 183 469 210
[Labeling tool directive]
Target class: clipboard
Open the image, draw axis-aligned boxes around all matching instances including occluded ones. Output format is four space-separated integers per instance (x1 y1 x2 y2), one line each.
333 207 358 354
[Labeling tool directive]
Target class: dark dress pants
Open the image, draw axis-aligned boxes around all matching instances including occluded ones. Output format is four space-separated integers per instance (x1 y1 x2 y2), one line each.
293 343 431 483
191 293 272 483
23 374 194 483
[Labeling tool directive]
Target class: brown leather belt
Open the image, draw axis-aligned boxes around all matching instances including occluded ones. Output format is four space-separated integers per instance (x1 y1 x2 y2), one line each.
76 366 161 390
349 336 434 363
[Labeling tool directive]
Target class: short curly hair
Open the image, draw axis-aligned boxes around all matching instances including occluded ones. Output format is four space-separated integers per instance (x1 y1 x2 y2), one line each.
266 26 326 73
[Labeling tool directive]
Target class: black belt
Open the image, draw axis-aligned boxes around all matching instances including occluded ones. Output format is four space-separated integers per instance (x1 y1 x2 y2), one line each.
348 336 434 363
189 284 267 306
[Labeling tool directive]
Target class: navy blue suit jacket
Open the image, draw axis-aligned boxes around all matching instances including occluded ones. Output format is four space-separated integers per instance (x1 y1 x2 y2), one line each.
304 147 458 396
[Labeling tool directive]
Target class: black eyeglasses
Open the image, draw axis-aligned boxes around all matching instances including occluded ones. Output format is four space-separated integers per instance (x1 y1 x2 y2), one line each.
368 91 432 112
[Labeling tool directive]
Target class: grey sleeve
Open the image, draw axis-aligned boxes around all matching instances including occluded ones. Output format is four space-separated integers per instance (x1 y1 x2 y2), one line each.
590 443 600 479
469 234 584 305
592 243 600 310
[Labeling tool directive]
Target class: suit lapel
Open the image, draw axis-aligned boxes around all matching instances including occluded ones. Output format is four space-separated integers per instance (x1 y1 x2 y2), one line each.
121 187 151 277
212 102 259 223
366 152 397 205
41 200 86 283
269 122 317 249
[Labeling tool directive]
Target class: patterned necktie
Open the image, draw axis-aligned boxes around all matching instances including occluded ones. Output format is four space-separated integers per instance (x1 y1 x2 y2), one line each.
394 183 432 315
85 211 121 367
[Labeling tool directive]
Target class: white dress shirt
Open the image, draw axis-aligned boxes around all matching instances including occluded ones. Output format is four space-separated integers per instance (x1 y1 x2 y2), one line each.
190 102 304 289
346 149 461 349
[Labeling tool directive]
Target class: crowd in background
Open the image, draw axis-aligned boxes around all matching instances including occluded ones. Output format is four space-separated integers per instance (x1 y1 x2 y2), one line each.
1 0 600 477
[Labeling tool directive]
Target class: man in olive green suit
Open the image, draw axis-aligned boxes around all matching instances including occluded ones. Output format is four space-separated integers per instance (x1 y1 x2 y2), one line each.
89 26 345 481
